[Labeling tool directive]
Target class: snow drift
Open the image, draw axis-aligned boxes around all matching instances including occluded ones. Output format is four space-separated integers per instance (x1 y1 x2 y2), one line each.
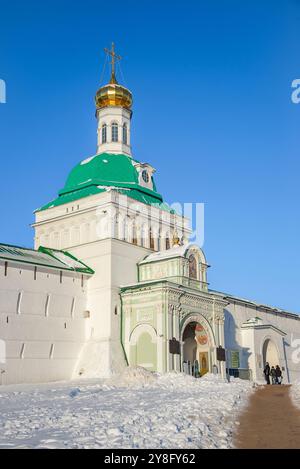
0 368 253 449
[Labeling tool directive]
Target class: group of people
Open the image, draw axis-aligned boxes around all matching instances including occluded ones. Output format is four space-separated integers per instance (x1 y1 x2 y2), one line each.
263 362 283 385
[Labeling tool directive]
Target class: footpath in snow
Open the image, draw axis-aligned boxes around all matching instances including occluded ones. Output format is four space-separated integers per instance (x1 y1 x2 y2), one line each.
0 368 253 449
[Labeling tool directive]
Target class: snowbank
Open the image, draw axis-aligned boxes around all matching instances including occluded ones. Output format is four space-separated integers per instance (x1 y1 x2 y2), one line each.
290 381 300 410
0 369 253 449
109 366 158 387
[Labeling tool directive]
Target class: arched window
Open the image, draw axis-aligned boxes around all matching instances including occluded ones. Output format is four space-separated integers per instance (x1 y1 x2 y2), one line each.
149 227 155 250
122 123 128 144
166 235 170 250
111 122 118 142
102 124 107 143
189 254 198 280
132 224 137 245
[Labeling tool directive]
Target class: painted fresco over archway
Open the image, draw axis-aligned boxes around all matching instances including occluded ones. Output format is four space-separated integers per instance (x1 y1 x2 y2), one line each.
195 323 209 346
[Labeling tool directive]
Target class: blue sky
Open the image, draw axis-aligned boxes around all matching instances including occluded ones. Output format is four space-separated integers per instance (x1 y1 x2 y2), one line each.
0 0 299 311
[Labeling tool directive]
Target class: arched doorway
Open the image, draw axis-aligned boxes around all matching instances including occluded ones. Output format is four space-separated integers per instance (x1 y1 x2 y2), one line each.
182 321 211 376
182 322 198 363
262 339 280 368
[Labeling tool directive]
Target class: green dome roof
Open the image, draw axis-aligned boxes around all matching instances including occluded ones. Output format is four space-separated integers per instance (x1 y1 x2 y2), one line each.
37 153 173 212
60 153 156 194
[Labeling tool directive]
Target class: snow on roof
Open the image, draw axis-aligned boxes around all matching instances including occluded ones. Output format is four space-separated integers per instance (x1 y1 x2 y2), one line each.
0 243 94 274
139 243 202 265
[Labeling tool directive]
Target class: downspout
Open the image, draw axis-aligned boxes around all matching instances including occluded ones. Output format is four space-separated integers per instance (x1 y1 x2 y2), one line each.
119 292 129 366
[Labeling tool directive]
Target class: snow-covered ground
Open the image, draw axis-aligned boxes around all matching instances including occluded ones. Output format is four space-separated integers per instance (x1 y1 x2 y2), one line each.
0 368 253 449
290 381 300 410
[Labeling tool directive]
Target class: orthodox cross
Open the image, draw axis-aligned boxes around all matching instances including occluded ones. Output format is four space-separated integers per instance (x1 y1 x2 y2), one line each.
104 42 122 83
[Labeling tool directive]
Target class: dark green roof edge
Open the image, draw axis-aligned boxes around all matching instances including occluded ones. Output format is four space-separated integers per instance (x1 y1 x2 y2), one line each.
37 185 175 214
38 246 95 275
0 242 94 275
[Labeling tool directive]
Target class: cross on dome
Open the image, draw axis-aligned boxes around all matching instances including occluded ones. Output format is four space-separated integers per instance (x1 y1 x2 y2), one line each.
104 42 122 84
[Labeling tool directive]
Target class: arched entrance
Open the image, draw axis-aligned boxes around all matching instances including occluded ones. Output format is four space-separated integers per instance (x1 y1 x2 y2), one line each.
262 338 280 368
182 320 211 376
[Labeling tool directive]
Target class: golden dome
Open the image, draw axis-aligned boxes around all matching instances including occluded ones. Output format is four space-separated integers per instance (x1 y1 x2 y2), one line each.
95 77 132 110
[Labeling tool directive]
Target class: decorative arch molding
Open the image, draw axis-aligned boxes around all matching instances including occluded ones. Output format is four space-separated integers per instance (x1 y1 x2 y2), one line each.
180 312 216 347
129 323 157 346
183 244 207 265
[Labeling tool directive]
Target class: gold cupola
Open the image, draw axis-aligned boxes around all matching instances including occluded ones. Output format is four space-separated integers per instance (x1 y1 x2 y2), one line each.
95 43 133 111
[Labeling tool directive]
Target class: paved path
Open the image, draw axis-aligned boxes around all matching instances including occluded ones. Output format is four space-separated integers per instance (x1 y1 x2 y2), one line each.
235 385 300 449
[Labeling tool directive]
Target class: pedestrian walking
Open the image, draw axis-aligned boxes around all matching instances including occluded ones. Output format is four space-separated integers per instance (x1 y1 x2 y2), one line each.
263 362 271 385
270 366 276 385
275 365 282 385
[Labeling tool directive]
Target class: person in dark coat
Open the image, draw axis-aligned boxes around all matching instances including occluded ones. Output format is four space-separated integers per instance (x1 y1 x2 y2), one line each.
270 366 277 384
263 362 270 384
275 365 282 384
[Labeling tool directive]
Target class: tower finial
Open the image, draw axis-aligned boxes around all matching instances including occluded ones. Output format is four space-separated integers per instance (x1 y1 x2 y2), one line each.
104 42 122 84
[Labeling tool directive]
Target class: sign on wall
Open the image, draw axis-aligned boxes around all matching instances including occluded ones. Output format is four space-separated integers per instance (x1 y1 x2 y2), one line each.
169 338 180 355
216 346 226 362
230 350 240 369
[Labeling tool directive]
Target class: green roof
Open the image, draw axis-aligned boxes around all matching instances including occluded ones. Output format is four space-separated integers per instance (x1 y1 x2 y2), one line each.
37 153 174 213
0 243 94 274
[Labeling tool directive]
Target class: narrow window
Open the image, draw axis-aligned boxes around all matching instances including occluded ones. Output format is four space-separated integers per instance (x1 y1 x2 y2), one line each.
102 123 107 143
20 343 25 359
122 123 128 144
111 122 118 142
71 297 76 318
189 254 198 280
4 261 8 277
149 228 155 250
166 236 170 250
60 271 63 284
81 275 84 288
34 266 37 280
132 224 137 245
45 294 50 317
17 292 22 315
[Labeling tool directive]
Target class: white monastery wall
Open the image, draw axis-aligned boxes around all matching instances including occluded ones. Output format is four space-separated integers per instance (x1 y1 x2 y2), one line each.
225 300 300 383
0 260 89 385
69 238 151 378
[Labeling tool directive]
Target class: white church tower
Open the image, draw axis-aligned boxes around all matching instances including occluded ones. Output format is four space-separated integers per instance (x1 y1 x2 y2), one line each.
33 44 191 378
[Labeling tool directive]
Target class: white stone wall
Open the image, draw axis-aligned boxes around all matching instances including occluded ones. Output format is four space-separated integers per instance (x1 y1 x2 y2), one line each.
224 300 300 383
70 238 151 378
34 191 191 253
0 260 89 385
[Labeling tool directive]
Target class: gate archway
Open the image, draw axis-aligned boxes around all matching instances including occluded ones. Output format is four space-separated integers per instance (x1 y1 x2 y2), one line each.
262 338 280 368
181 315 215 376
